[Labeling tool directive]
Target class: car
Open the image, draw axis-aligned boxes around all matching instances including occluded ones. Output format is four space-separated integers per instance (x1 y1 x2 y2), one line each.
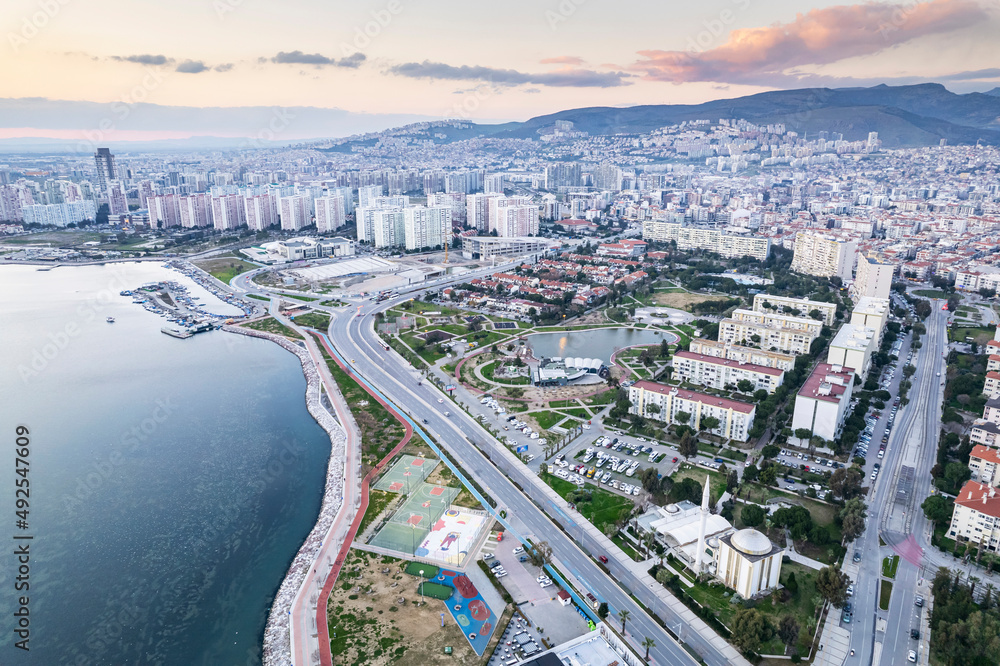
853 552 862 563
540 581 553 588
422 418 428 424
495 572 507 579
513 546 524 555
536 574 550 582
438 398 444 403
518 555 528 562
911 629 920 640
672 456 679 463
842 612 852 623
483 553 494 560
915 596 924 607
846 585 854 596
599 555 609 564
908 650 917 662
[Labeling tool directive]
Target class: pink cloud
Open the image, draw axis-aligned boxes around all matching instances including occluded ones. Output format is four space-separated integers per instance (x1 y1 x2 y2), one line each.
630 0 985 85
540 56 585 66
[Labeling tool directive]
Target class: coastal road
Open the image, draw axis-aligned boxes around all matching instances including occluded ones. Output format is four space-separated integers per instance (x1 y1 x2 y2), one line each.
325 295 745 666
843 305 947 666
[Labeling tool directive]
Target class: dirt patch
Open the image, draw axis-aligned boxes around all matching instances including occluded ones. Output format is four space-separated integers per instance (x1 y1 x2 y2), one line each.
328 549 482 666
653 291 719 311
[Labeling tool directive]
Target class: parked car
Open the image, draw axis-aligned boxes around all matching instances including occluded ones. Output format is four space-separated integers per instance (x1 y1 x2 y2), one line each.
598 555 609 564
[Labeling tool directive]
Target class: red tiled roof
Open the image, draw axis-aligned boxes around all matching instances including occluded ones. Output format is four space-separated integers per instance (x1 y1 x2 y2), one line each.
971 445 1000 466
796 363 855 403
632 380 756 414
673 350 783 377
956 480 1000 518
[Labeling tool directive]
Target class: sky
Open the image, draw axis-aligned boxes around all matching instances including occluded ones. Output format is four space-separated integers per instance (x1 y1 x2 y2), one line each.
1 0 999 142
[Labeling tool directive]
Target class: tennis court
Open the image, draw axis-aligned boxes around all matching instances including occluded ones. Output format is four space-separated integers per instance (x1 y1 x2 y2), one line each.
369 482 459 554
373 454 439 493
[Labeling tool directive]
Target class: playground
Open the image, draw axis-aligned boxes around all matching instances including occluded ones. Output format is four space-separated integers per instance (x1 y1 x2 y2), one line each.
430 569 497 656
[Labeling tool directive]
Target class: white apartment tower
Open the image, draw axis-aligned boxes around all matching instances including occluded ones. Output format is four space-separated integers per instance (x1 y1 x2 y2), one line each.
852 253 895 300
403 206 450 250
279 195 309 231
315 195 347 233
790 231 858 282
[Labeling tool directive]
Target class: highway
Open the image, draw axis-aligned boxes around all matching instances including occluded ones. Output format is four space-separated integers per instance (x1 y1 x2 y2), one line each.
324 292 740 666
846 304 947 666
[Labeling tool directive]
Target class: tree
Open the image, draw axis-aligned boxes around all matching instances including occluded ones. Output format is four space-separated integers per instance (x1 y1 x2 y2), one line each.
842 511 865 543
642 636 655 661
743 464 759 482
816 566 850 608
597 602 609 619
529 541 553 568
678 432 699 459
737 379 755 394
618 608 630 634
778 616 800 650
731 607 772 655
700 416 721 434
759 464 778 487
675 411 691 425
754 389 769 402
726 469 739 493
655 568 672 585
794 428 812 440
761 444 780 459
902 364 916 378
922 495 954 529
829 467 863 499
741 503 766 527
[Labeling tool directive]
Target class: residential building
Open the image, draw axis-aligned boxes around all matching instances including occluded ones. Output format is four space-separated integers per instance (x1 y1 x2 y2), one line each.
947 480 1000 552
641 220 770 260
244 193 278 231
730 308 824 336
986 372 1000 399
148 195 181 228
179 194 213 228
212 194 246 231
791 363 855 441
315 194 347 233
955 266 1000 293
852 254 895 300
969 446 1000 488
93 148 115 193
627 380 757 442
670 350 784 393
488 196 538 237
357 184 383 208
688 339 795 371
790 231 858 282
278 195 309 231
597 239 647 258
826 324 878 378
752 294 838 326
850 297 891 341
466 193 499 233
371 207 407 248
718 318 818 355
107 180 128 216
403 205 450 250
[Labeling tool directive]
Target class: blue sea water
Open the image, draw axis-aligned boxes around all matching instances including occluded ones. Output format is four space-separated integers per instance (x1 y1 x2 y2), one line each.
0 263 329 665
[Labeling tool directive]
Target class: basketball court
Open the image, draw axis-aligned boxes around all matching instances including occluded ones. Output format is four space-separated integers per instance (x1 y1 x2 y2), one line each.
415 507 488 566
373 454 438 494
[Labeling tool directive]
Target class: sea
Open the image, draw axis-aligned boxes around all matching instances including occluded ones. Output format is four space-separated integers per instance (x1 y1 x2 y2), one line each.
0 262 330 665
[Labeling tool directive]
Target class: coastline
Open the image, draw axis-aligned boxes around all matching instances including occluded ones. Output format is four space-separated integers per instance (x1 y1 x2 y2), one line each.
223 325 348 666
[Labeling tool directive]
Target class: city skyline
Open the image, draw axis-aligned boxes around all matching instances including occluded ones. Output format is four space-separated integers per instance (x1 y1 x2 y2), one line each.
2 0 1000 142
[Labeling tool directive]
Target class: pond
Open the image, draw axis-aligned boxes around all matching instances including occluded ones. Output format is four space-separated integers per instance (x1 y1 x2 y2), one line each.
525 327 678 363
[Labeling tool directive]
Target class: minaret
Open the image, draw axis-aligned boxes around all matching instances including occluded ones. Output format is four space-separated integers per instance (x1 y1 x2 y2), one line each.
693 475 710 574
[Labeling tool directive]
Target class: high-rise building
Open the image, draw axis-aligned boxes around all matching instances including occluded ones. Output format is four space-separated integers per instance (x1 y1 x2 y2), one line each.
357 185 384 208
371 208 406 248
244 193 278 231
852 253 895 300
790 231 858 282
148 194 182 228
315 195 347 233
641 220 770 261
484 173 505 194
488 196 538 237
403 206 450 250
179 194 213 228
466 193 499 233
212 194 246 231
107 180 128 216
94 148 116 193
278 195 309 231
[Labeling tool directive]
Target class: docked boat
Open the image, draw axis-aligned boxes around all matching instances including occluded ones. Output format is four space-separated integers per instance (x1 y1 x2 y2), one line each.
106 316 115 323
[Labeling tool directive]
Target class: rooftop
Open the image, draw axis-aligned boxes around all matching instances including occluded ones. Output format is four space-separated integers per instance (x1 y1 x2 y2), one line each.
797 363 855 403
971 445 1000 466
673 350 783 376
632 380 756 413
956 480 1000 519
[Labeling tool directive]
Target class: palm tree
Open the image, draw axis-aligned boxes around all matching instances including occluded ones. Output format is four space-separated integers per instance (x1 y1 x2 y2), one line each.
618 608 630 634
642 636 655 661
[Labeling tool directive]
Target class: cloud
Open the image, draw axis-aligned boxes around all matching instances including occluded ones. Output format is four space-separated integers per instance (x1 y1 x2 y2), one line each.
629 0 985 86
540 56 584 66
270 51 366 67
388 61 631 88
110 54 172 66
176 60 209 74
338 52 367 68
214 63 234 72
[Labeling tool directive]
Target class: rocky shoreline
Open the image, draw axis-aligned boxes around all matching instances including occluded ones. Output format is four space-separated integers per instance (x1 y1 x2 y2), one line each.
223 325 347 666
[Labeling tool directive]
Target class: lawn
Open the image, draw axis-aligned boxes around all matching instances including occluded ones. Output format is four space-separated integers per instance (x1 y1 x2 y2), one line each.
530 410 568 431
653 291 723 312
192 253 256 283
358 488 395 534
584 390 617 406
281 292 318 302
242 316 302 339
882 554 900 579
913 289 956 300
417 581 453 601
404 562 439 578
879 580 893 610
541 473 634 534
290 311 331 330
670 464 727 502
950 325 996 345
246 293 270 301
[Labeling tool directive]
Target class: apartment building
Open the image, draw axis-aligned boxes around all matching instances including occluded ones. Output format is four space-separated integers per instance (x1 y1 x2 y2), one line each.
640 220 770 261
403 205 450 250
731 309 824 336
627 380 757 442
148 195 181 228
790 231 858 282
278 195 309 231
670 350 784 393
688 338 796 371
315 194 347 233
947 480 1000 552
850 297 891 341
752 294 838 326
488 196 538 237
969 446 1000 488
213 193 246 231
244 193 278 231
852 254 895 300
956 266 1000 293
719 319 818 355
791 363 855 441
826 324 878 378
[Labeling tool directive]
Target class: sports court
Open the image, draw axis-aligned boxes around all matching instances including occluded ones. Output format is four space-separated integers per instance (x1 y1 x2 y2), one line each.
369 482 459 553
373 454 438 494
415 508 488 566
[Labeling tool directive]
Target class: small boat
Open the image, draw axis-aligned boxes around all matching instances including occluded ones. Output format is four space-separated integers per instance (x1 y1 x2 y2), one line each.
106 317 115 323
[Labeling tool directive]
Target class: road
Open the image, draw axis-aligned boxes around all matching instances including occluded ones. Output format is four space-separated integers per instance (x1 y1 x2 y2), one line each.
846 304 947 666
324 292 742 666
